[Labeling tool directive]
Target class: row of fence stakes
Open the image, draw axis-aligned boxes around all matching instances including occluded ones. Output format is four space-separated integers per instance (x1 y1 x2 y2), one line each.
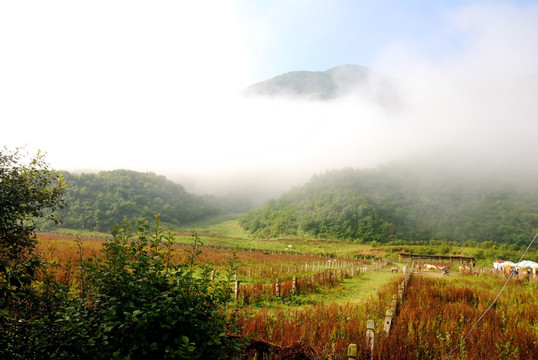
347 271 413 360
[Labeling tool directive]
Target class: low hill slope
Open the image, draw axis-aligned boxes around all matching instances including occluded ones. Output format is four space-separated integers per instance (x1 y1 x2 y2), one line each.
45 170 251 232
239 166 538 245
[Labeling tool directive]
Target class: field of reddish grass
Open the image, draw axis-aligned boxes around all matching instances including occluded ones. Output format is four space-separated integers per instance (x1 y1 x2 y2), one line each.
36 233 538 359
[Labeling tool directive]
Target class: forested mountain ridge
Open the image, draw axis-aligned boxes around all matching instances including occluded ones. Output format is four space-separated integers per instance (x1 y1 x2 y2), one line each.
238 166 538 245
243 64 399 108
43 170 252 232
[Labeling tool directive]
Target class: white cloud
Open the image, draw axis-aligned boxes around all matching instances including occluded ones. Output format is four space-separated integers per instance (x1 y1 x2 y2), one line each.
372 3 538 169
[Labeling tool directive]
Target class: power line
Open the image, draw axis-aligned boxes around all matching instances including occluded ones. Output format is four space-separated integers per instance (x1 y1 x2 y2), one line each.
443 231 538 359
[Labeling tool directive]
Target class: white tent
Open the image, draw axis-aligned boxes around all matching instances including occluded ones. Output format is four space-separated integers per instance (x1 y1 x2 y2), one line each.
493 261 515 270
516 260 538 269
493 260 538 269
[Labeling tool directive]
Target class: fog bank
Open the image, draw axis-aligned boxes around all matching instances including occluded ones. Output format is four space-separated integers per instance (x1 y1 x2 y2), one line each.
2 2 537 200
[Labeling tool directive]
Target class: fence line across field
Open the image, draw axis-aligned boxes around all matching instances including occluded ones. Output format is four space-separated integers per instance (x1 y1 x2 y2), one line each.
231 260 389 302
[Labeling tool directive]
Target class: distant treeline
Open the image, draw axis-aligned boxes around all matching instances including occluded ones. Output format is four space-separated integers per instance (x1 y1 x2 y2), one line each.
42 170 252 232
239 166 538 245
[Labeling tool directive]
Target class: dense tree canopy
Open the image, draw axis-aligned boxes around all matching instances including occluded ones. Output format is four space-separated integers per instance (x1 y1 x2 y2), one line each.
239 167 538 244
46 170 252 232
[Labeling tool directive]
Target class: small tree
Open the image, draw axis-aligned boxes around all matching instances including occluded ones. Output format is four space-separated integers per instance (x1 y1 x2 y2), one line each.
0 147 65 360
53 217 243 359
0 146 65 307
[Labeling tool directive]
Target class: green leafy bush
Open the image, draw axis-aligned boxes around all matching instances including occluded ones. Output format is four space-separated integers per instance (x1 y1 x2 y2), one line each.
1 217 244 359
0 147 65 308
50 216 243 359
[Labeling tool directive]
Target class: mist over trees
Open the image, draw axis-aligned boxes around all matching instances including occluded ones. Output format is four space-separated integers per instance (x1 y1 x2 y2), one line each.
243 64 400 109
239 165 538 245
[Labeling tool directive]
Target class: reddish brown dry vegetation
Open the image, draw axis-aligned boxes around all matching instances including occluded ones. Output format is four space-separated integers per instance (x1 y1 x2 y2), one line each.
238 274 538 360
377 276 538 360
36 233 104 283
239 270 346 304
36 234 536 359
35 233 365 284
237 277 401 359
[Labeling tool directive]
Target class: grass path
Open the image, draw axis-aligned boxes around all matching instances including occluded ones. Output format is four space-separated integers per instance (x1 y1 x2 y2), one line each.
244 263 405 314
334 269 401 305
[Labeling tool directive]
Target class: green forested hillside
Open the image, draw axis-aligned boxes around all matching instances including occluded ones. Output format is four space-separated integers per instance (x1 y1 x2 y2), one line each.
239 167 538 245
44 170 251 232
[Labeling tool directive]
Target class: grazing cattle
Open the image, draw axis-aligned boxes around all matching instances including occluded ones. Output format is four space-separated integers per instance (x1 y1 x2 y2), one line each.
423 264 437 271
391 267 399 273
403 266 409 273
422 264 430 271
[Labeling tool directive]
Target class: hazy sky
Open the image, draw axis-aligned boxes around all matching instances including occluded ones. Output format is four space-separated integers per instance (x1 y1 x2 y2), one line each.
1 1 537 195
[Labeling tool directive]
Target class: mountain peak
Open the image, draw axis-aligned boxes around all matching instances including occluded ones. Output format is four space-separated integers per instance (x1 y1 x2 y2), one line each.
243 64 399 108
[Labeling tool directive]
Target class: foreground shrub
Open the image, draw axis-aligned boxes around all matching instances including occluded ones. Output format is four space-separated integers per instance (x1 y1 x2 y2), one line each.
2 217 243 359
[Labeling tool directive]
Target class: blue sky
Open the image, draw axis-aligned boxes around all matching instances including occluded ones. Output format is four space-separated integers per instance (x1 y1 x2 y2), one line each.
238 0 537 81
239 0 460 79
1 1 538 194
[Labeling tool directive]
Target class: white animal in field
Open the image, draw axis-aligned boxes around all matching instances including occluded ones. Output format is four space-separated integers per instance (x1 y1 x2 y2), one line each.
423 264 437 271
459 265 469 271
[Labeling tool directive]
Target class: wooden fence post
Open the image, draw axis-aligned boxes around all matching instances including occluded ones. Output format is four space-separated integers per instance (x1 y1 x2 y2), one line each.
210 269 215 281
366 319 375 360
275 278 281 297
384 309 394 334
234 280 240 301
292 276 297 294
347 343 358 359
